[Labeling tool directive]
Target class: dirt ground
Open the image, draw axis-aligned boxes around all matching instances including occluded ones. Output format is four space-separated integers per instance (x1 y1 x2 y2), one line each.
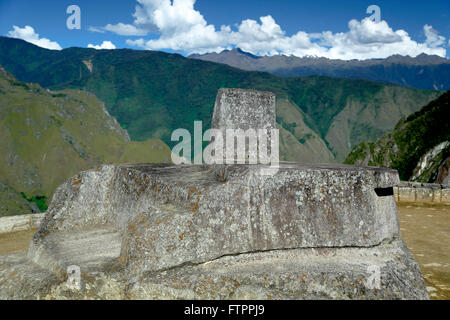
398 203 450 300
0 228 37 256
0 203 448 300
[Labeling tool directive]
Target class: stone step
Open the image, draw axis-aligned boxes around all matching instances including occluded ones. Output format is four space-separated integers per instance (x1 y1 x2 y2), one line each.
29 226 122 273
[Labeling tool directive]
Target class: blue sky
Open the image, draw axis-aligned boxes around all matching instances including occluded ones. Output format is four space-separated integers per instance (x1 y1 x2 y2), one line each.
1 0 449 59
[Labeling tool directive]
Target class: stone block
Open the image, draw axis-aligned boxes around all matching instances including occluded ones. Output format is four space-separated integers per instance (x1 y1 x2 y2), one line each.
442 189 450 204
211 88 276 131
0 215 31 234
398 187 416 202
416 188 434 202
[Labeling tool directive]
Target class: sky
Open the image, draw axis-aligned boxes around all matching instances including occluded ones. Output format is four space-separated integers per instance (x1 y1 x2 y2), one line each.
0 0 449 60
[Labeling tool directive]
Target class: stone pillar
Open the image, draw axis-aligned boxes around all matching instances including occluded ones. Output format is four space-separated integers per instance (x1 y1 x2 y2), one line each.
210 88 277 165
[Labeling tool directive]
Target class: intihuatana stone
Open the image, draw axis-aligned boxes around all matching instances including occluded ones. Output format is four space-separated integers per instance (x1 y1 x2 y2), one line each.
28 163 400 276
0 88 428 300
211 88 278 164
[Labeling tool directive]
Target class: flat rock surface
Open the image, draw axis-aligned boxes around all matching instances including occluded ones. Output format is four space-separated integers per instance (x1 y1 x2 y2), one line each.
29 226 122 273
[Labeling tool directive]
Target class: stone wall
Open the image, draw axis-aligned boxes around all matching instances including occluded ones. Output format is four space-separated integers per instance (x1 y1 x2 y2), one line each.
0 213 44 234
394 181 450 204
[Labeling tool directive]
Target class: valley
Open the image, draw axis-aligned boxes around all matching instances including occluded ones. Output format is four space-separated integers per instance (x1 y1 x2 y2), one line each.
0 65 171 216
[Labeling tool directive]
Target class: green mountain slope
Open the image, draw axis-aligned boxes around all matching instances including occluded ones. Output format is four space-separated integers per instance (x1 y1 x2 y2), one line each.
0 37 440 162
0 66 171 217
345 91 450 182
0 182 36 216
276 98 334 163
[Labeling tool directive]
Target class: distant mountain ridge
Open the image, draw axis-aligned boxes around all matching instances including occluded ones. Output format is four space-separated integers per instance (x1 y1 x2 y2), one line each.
190 49 450 91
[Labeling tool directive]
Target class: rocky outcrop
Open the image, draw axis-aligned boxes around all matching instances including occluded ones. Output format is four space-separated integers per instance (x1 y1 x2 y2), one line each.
436 158 450 185
411 142 449 184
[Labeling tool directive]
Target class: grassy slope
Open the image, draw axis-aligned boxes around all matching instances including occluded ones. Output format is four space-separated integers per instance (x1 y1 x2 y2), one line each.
276 98 335 163
0 67 171 216
0 37 440 163
0 182 32 217
345 91 450 181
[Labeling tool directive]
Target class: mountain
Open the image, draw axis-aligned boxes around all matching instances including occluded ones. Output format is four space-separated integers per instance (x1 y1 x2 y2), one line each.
190 49 450 91
345 91 450 183
0 181 37 217
0 66 171 217
0 36 441 163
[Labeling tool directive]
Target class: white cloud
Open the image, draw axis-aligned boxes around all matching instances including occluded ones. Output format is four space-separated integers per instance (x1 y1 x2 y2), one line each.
89 23 148 36
88 26 105 33
7 25 62 50
113 0 448 60
314 19 447 60
126 0 228 53
228 16 324 57
87 41 116 50
424 24 446 48
104 23 148 36
133 0 206 35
